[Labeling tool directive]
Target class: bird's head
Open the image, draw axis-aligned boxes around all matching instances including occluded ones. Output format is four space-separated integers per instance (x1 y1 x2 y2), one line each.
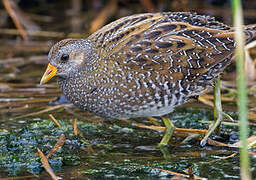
40 38 95 85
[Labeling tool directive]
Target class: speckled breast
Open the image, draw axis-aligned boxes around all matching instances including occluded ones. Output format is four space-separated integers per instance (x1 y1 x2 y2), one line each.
57 70 208 119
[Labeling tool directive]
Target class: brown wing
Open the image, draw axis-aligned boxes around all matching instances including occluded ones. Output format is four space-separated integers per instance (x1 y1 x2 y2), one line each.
89 12 233 57
88 12 236 94
89 13 164 57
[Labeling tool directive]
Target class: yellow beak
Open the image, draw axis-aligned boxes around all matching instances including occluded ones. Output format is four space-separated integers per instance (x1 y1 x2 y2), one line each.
40 63 58 85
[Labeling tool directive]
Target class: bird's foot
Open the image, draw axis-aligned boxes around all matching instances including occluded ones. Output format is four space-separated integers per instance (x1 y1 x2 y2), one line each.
158 117 175 147
159 145 171 160
201 77 223 146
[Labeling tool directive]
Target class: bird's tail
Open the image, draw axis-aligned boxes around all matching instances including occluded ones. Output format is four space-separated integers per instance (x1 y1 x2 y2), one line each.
245 24 256 44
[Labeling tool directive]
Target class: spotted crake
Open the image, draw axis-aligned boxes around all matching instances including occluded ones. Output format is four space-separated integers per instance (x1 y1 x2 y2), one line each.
40 12 256 119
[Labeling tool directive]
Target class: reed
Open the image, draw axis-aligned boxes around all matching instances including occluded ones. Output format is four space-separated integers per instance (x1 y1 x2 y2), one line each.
231 0 251 179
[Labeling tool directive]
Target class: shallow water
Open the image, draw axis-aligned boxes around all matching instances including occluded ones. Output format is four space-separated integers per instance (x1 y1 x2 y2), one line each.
0 1 256 179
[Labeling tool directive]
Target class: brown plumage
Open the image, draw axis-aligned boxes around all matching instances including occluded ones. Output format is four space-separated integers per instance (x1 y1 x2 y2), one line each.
40 12 256 119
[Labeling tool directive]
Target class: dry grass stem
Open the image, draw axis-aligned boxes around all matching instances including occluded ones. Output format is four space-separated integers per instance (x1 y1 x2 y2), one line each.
71 120 95 154
73 119 78 136
14 104 67 119
145 167 205 180
49 114 61 127
46 134 66 158
0 28 84 38
2 0 28 41
118 118 208 134
37 148 58 180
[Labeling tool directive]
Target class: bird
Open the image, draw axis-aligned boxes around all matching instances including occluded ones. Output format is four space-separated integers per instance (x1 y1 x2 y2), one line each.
40 12 256 146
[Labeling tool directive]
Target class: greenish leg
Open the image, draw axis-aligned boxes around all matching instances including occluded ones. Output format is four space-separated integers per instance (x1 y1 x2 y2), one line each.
158 117 175 147
148 116 160 126
159 145 171 160
201 77 223 146
213 77 223 135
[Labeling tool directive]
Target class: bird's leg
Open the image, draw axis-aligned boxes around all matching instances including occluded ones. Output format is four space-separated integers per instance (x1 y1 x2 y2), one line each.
213 77 223 135
159 145 171 160
201 77 223 146
147 116 161 126
158 116 175 147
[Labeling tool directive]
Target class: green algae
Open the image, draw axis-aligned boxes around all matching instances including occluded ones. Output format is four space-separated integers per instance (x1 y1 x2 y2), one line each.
0 119 87 176
0 108 255 179
79 153 255 179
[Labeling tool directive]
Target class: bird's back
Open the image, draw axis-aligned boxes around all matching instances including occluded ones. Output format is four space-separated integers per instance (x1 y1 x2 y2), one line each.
82 12 256 118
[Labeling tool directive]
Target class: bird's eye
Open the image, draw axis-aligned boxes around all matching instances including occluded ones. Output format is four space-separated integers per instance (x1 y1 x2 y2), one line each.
61 54 69 61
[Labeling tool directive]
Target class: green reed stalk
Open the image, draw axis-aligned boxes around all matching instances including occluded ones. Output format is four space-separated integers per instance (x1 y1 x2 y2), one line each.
231 0 251 179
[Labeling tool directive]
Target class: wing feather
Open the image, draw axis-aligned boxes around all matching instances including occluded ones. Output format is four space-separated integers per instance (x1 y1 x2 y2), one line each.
88 12 236 86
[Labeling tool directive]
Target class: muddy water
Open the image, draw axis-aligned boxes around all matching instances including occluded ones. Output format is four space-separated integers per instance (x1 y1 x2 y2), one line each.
0 1 256 179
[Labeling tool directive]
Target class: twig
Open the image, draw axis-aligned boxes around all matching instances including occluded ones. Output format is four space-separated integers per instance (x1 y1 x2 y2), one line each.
71 120 95 154
206 138 230 147
46 134 66 158
144 167 206 179
13 104 67 119
49 114 61 127
73 119 78 136
0 28 85 38
37 148 58 180
207 153 238 164
117 118 208 134
2 0 28 41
